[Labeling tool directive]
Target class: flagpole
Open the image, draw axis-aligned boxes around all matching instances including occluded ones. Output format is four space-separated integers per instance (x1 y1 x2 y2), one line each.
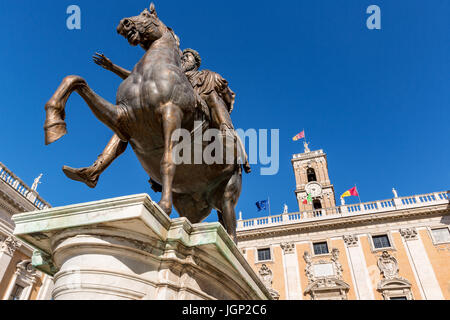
268 197 272 216
355 184 362 204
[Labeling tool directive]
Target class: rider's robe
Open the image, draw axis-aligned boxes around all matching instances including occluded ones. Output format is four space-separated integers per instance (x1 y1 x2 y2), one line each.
185 70 236 114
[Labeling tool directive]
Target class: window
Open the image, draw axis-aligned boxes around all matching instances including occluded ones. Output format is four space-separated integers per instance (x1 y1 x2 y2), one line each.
390 296 407 300
431 228 450 244
257 248 271 261
9 284 24 300
313 200 322 210
307 168 317 182
313 242 329 255
372 235 391 249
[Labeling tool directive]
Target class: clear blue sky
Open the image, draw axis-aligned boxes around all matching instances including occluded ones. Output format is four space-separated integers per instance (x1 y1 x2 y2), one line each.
0 1 448 222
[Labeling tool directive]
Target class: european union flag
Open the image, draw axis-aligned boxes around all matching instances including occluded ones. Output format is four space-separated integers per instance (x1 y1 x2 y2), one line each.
256 200 269 212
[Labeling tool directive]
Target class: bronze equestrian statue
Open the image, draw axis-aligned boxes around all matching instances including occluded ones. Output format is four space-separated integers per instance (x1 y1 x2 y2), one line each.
62 49 251 190
44 3 247 243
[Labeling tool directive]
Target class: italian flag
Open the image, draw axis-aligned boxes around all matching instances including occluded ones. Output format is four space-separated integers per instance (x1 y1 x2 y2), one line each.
341 186 359 199
302 193 312 205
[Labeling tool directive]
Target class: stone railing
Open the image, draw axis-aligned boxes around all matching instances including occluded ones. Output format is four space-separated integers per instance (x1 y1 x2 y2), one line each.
0 162 51 210
292 150 324 160
237 191 449 231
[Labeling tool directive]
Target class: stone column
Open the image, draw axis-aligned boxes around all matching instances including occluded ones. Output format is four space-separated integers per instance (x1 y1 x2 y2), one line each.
22 277 37 300
400 228 444 300
343 235 375 300
2 269 20 300
0 236 21 282
280 243 302 300
13 194 273 301
36 275 54 300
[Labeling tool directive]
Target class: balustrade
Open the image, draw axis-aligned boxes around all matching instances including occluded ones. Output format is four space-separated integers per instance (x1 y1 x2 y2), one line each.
0 162 51 210
238 190 449 231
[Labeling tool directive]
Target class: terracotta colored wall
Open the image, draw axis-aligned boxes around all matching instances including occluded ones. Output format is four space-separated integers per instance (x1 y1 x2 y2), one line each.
29 275 44 300
295 243 311 300
247 248 256 273
270 247 286 300
360 233 423 300
248 246 287 300
359 235 383 300
419 229 450 299
330 239 356 300
294 240 356 300
391 233 422 299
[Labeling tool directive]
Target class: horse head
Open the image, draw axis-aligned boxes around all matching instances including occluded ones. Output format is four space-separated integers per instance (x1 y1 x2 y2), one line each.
117 3 176 50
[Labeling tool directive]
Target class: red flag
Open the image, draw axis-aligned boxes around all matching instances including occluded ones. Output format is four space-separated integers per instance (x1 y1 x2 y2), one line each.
349 187 359 197
342 186 359 198
302 194 312 205
293 131 305 141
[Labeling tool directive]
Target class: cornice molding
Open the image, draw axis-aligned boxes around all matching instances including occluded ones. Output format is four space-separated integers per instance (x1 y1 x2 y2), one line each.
0 180 37 213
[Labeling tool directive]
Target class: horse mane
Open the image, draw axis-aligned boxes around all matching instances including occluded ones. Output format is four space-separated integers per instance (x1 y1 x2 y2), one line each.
166 26 180 48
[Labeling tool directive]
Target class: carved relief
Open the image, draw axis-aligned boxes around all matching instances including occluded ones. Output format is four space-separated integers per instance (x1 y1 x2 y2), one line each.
303 249 349 300
303 251 314 283
0 236 21 255
331 248 343 279
258 264 280 300
400 228 418 241
376 251 413 300
377 251 399 279
16 260 38 285
280 242 295 255
343 235 359 247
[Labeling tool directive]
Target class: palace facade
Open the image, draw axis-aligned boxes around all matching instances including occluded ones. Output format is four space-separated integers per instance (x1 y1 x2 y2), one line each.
237 147 450 300
0 162 52 300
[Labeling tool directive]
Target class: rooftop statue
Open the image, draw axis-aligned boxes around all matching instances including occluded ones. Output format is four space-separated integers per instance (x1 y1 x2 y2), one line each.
31 173 43 192
304 141 310 153
43 3 248 243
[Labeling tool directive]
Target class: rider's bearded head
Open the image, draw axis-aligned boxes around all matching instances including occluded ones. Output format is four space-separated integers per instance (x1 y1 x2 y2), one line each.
182 49 201 72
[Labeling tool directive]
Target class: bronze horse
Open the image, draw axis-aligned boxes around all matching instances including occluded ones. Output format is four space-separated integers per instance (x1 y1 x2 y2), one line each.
44 4 243 242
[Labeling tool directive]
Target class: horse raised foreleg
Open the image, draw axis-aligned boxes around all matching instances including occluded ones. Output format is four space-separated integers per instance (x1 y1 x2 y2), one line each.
44 75 128 145
158 104 183 215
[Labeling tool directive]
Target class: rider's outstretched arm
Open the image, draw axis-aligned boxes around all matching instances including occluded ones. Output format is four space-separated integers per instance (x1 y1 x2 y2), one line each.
93 53 131 80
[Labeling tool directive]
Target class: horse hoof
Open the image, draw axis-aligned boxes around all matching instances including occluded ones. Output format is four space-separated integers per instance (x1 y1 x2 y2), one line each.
62 166 99 188
44 122 67 145
157 200 172 215
44 100 67 145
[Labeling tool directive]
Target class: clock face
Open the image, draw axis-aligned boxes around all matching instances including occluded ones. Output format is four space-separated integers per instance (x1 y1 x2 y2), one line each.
306 182 322 198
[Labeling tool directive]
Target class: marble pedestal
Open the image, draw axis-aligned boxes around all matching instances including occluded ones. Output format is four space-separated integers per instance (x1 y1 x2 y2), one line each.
13 194 272 300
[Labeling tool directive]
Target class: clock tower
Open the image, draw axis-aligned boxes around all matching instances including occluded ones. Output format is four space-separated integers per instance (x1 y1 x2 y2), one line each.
291 143 337 212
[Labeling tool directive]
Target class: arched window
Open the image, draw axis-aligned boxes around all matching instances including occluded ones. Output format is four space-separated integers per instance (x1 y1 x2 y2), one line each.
313 200 323 217
313 200 322 210
307 168 317 182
